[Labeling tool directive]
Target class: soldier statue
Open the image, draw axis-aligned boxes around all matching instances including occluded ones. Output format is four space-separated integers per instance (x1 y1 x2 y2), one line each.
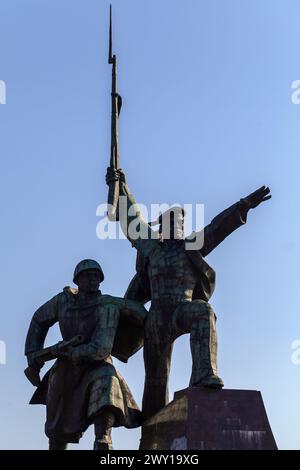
25 259 147 450
105 7 272 422
106 168 271 421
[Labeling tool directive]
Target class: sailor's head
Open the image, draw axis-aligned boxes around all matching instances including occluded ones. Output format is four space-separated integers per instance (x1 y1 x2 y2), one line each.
73 259 104 293
151 206 185 240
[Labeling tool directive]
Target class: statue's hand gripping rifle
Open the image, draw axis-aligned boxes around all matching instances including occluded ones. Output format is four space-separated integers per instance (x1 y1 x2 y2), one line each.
107 5 122 221
24 334 84 387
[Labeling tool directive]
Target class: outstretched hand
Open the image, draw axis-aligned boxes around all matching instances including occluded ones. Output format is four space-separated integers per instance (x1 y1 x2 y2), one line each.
240 185 271 210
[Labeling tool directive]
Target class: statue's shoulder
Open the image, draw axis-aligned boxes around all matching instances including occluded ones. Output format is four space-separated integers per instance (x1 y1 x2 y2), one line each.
59 286 79 304
61 288 112 306
62 286 78 297
44 288 74 304
63 286 78 294
99 294 124 305
59 289 121 304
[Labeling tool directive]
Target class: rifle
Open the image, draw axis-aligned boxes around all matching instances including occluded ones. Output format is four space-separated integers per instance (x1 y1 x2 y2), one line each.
107 4 122 221
24 334 84 387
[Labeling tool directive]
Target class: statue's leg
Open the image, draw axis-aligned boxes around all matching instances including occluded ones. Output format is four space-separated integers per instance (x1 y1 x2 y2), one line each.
174 300 223 389
93 408 116 450
142 306 174 421
48 438 68 450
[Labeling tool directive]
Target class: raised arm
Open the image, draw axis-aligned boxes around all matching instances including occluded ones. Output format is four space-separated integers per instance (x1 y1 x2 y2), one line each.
106 168 157 254
191 186 271 257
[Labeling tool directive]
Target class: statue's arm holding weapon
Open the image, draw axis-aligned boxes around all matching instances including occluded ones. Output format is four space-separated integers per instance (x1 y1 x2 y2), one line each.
24 293 64 386
24 292 108 387
25 334 84 387
25 292 148 386
24 293 87 387
107 167 155 251
106 6 154 253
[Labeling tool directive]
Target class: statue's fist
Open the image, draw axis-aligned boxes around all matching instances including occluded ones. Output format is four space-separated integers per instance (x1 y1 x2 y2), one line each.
106 167 126 185
117 169 126 184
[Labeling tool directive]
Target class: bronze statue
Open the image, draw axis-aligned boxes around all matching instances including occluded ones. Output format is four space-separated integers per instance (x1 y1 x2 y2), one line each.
106 170 271 421
25 259 147 450
105 9 271 422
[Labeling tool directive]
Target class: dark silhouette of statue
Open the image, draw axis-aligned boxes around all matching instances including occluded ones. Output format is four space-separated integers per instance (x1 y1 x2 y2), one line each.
105 5 271 422
106 169 271 421
25 259 147 449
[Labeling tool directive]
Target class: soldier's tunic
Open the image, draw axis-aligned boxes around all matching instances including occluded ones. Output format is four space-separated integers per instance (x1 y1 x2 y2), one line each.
25 288 147 443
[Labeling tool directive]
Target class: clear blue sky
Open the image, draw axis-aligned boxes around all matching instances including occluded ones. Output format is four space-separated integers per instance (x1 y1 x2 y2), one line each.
0 0 299 450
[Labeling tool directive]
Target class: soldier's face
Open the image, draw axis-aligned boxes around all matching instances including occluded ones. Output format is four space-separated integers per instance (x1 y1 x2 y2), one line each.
76 269 101 293
160 211 184 240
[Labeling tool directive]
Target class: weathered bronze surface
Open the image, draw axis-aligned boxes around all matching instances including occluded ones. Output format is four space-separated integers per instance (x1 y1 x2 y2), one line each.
106 172 271 422
25 259 147 450
25 5 273 451
104 7 271 424
104 10 271 425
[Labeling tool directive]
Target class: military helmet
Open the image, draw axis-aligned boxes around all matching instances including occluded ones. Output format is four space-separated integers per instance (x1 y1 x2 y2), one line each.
73 259 104 284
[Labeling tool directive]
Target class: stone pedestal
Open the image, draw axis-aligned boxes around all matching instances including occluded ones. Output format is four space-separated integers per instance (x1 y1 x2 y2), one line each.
140 387 277 450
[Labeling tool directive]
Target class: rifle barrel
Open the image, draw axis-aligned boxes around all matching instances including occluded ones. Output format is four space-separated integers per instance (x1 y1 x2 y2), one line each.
107 5 121 220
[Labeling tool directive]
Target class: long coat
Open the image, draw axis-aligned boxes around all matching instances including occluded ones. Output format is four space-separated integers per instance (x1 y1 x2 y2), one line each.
25 288 147 443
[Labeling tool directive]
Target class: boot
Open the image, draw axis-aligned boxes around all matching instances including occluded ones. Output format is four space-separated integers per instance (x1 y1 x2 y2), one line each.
49 438 68 450
200 373 224 389
93 408 115 451
93 437 113 451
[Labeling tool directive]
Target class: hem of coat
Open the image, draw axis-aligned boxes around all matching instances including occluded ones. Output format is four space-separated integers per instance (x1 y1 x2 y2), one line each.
44 406 142 443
